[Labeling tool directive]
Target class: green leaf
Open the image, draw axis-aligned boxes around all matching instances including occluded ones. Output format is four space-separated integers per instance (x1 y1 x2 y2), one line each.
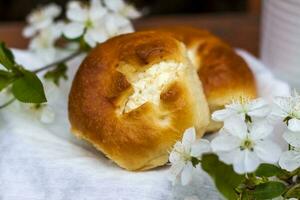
251 181 286 200
0 42 15 70
285 183 300 199
12 70 47 103
256 164 284 177
44 63 68 86
201 154 245 200
0 70 14 91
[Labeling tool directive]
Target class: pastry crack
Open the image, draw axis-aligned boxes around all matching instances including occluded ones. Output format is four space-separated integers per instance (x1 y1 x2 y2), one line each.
121 61 185 113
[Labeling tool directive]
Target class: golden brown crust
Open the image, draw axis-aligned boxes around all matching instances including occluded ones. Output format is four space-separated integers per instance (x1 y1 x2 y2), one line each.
68 31 210 170
69 27 257 170
153 26 257 131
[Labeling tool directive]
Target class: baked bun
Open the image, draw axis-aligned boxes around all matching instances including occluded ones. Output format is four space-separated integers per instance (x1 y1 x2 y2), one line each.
154 27 257 131
68 31 210 170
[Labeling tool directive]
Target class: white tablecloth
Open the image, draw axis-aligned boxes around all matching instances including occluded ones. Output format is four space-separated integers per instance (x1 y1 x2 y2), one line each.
0 49 290 200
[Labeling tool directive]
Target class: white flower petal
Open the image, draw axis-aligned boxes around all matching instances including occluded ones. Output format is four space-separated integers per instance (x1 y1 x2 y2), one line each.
279 150 300 172
254 140 281 163
104 13 131 36
34 18 53 30
104 0 125 12
190 139 210 157
63 22 85 39
23 26 37 38
44 3 61 18
84 27 107 47
121 5 141 19
182 127 196 147
249 121 273 140
169 143 183 164
51 21 64 39
223 116 248 139
173 141 185 153
247 98 270 118
273 96 290 110
273 96 291 118
211 134 240 152
26 4 60 31
233 150 260 174
283 130 300 148
89 1 107 21
211 109 234 122
168 161 185 185
169 151 180 164
83 33 96 48
216 149 240 165
181 162 193 186
28 27 59 51
117 23 134 34
66 1 88 22
225 102 243 111
288 118 300 132
271 105 287 120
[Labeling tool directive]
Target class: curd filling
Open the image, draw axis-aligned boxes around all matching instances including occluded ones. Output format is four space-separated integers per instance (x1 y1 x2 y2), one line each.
123 61 185 113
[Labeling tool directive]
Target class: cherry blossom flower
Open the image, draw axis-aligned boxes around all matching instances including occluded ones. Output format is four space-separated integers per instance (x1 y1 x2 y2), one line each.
279 148 300 172
28 22 64 63
212 97 270 123
283 130 300 149
168 127 210 185
279 129 300 171
63 0 108 47
104 13 134 37
103 0 141 19
211 116 281 174
273 90 300 131
23 3 61 38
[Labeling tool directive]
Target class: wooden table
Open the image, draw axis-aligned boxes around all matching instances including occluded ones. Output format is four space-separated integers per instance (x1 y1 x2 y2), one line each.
0 13 260 56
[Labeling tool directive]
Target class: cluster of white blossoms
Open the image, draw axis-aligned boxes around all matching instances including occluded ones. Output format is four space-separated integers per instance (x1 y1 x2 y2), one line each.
23 0 140 61
168 127 210 185
19 0 140 124
211 97 281 174
63 0 140 47
23 3 63 63
169 95 300 186
273 91 300 171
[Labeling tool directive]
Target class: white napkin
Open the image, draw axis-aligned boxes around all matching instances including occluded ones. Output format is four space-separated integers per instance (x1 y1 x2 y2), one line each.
0 49 290 200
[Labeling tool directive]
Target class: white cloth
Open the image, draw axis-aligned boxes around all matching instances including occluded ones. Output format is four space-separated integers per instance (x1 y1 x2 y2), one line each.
0 49 290 200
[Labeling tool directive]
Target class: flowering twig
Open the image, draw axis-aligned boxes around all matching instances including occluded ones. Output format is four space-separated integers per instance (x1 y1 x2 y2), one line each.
169 97 300 199
32 50 82 73
0 0 140 112
0 98 15 109
0 50 82 109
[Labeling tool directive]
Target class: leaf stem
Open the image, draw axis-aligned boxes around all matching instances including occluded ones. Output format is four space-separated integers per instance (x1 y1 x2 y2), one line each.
32 50 82 74
0 98 15 109
0 50 82 110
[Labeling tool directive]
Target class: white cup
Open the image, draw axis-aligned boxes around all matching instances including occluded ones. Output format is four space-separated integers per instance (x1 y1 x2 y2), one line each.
261 0 300 89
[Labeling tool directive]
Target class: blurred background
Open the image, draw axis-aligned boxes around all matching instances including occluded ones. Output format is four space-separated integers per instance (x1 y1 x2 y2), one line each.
0 0 262 57
2 0 300 88
0 0 260 21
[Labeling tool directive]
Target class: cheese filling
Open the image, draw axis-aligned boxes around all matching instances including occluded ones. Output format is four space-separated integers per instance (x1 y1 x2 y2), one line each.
123 61 185 113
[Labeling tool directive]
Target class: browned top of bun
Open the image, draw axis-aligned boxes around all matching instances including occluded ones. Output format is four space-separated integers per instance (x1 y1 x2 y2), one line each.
154 26 257 108
68 31 210 170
